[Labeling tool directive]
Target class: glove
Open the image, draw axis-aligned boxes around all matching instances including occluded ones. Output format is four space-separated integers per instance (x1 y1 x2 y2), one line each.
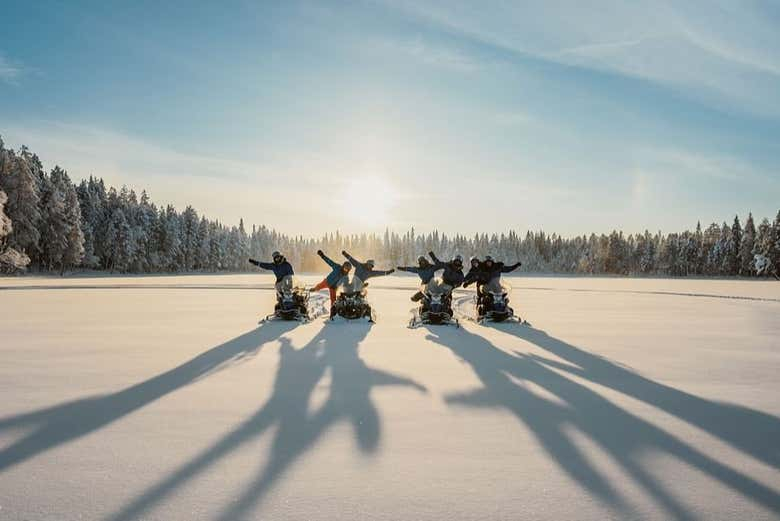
248 258 258 265
341 250 347 256
429 251 435 257
388 268 395 274
317 250 323 256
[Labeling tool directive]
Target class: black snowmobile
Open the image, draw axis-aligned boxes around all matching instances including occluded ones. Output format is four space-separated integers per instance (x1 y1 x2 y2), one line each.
261 275 310 322
476 277 519 323
331 275 375 322
409 277 459 328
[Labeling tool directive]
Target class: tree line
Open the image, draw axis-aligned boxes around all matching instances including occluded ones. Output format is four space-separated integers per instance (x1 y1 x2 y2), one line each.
1 137 778 277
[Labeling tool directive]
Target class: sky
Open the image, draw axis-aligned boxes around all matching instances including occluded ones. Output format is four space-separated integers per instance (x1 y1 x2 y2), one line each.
1 0 779 237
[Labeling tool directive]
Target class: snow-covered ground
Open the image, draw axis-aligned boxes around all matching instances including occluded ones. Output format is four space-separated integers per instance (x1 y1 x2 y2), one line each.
1 274 779 520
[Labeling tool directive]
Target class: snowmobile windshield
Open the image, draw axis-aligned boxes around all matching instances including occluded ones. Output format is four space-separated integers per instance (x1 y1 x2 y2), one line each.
276 275 303 293
484 278 511 295
336 275 366 296
425 277 452 296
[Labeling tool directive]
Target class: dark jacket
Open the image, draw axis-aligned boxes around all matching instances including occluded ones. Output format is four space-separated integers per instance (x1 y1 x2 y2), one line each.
249 258 294 283
318 251 348 287
397 264 438 284
463 261 522 287
429 252 465 288
342 251 394 281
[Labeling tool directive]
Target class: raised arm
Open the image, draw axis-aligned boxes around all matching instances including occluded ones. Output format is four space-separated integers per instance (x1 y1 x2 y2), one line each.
373 268 395 276
501 261 522 273
248 258 275 270
317 250 340 270
428 251 447 269
397 266 420 274
341 250 362 268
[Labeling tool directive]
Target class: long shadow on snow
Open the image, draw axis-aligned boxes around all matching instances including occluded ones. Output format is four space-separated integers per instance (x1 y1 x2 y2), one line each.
426 326 780 520
501 326 780 471
108 322 426 521
0 321 297 472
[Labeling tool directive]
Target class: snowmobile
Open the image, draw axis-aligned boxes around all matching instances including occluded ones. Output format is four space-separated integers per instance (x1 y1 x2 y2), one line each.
409 277 459 328
331 275 376 322
476 277 520 323
261 275 310 322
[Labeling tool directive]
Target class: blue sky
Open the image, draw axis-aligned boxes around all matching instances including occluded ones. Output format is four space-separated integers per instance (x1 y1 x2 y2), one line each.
1 0 778 236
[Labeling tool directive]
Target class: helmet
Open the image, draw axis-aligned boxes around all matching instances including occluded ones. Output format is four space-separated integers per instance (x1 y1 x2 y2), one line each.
366 259 375 268
272 251 283 263
452 254 463 267
470 256 480 267
342 261 352 272
418 256 429 266
484 255 494 266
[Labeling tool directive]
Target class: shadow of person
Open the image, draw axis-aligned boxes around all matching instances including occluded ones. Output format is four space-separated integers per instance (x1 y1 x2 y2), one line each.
500 325 780 470
426 326 780 520
0 321 298 472
108 322 426 521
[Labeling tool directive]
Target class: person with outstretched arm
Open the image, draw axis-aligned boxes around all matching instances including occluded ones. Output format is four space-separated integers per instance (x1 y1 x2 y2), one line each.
463 255 522 287
463 256 522 308
341 250 395 282
310 250 352 306
398 256 438 302
428 251 465 288
248 251 294 283
483 256 522 281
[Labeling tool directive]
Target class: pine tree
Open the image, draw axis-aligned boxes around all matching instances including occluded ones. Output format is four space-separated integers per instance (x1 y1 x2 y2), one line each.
770 210 780 278
0 189 31 272
38 169 69 271
0 145 41 257
727 215 742 275
61 180 85 272
739 213 755 276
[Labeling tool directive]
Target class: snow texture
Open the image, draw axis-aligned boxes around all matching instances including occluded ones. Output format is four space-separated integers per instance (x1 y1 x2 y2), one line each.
0 274 779 520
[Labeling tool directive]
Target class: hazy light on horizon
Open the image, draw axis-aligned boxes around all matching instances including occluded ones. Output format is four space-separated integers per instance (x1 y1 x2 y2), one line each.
0 1 778 237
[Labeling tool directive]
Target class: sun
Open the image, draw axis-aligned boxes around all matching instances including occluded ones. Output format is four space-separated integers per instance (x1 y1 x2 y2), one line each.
340 176 400 227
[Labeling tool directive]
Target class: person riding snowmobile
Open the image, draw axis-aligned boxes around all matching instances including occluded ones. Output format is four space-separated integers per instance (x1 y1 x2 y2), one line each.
311 250 352 307
428 251 465 288
462 256 483 288
248 251 294 283
341 251 395 281
464 255 522 309
398 256 439 302
482 256 522 281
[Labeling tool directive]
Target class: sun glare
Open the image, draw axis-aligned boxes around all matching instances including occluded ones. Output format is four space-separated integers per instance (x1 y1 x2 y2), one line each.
340 176 400 227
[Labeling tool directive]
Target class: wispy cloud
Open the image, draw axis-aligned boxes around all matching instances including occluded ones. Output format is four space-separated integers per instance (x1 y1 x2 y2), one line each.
378 1 780 116
377 36 481 72
2 121 255 181
0 52 24 85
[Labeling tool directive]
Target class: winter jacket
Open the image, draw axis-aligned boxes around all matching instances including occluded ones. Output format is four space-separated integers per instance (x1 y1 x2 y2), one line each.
319 251 348 287
397 264 438 284
342 251 394 281
429 252 465 288
249 259 294 283
463 261 522 287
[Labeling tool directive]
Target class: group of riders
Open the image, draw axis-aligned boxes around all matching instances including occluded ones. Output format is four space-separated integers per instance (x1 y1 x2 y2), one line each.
249 249 522 324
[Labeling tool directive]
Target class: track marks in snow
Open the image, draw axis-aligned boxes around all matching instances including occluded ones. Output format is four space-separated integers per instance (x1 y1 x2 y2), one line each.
1 281 777 304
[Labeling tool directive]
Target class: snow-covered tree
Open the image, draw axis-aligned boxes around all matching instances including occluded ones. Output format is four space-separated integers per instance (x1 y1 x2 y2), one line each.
0 143 41 258
739 213 755 276
0 189 31 272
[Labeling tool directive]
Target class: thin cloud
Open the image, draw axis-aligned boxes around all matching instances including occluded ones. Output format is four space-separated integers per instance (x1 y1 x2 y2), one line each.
0 52 24 85
378 0 780 116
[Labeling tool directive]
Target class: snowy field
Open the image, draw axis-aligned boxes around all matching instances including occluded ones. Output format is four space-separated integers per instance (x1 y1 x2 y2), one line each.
1 274 779 521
